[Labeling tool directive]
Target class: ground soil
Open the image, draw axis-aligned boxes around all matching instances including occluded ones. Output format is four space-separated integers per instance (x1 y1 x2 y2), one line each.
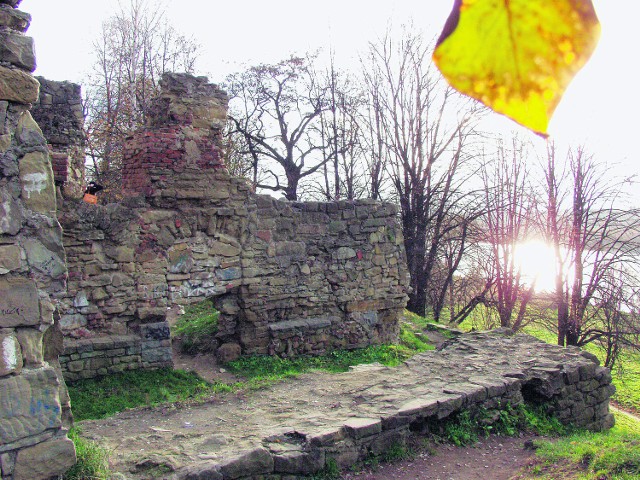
345 434 540 480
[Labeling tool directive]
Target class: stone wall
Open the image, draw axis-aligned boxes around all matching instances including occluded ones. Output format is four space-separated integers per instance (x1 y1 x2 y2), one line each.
0 0 76 477
31 77 85 200
55 73 409 379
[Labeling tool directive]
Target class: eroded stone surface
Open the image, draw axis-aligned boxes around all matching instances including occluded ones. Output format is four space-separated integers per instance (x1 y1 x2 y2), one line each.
78 332 616 479
0 3 75 476
12 436 76 479
0 367 61 446
0 65 39 104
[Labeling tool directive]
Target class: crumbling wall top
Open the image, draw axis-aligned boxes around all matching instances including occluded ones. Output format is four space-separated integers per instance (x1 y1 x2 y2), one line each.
146 72 228 130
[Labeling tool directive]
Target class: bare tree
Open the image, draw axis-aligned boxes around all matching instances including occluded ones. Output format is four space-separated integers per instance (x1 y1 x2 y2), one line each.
480 137 537 330
541 144 640 366
225 56 330 201
362 29 482 317
84 0 199 199
315 55 367 201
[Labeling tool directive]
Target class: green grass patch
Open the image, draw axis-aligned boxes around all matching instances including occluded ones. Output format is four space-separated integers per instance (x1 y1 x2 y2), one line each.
172 299 219 353
610 353 640 413
436 403 569 447
227 344 414 381
62 427 111 480
527 412 640 480
68 368 234 421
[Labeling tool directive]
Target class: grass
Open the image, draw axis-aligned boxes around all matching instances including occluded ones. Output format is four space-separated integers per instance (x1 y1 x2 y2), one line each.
522 411 640 479
62 427 111 480
172 299 219 353
610 352 640 413
68 368 234 421
436 403 569 447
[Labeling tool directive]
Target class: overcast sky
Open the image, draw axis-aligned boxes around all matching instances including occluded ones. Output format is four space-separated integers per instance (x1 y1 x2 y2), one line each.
23 0 640 197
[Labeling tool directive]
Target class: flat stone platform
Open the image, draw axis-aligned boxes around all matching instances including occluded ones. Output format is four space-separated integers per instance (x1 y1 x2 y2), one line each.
78 331 615 479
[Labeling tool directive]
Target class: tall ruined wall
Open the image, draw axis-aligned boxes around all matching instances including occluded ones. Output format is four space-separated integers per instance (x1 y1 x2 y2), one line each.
56 73 409 380
31 77 85 200
0 0 76 478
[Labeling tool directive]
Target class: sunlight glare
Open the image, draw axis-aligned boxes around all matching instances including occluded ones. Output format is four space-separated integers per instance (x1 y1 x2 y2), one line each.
514 240 559 292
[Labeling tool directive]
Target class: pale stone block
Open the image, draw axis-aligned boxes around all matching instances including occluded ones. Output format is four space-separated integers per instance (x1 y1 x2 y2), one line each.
0 332 22 376
0 367 61 445
0 65 39 104
13 437 76 480
0 276 40 327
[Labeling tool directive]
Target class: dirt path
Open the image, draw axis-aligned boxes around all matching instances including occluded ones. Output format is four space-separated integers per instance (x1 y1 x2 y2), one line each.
345 434 539 480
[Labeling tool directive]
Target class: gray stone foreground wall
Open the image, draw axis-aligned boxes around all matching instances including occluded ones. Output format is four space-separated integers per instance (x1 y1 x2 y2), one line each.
53 73 409 381
173 332 616 480
0 0 76 478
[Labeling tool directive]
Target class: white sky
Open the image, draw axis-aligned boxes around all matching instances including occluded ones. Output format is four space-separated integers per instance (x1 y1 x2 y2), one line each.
23 0 640 198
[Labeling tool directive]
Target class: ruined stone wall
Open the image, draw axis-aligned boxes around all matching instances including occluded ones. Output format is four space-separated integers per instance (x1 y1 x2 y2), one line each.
0 0 76 477
241 197 407 356
31 77 85 200
55 73 409 379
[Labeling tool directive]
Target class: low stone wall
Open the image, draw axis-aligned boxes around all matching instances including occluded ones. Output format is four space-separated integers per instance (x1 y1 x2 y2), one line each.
173 332 616 479
59 322 172 382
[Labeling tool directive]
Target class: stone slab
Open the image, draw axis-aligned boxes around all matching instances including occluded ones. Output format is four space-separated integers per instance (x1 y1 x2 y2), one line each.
13 437 76 479
0 65 39 104
0 367 61 446
0 276 40 327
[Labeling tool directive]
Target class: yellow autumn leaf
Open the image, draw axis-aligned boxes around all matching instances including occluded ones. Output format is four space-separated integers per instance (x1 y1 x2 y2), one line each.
433 0 601 136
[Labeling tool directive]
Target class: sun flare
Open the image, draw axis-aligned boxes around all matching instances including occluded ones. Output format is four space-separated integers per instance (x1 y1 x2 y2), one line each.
514 240 560 292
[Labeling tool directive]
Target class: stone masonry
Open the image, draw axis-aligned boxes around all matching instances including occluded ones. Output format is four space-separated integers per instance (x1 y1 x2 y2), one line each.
31 77 85 200
77 330 616 479
0 0 76 478
54 73 409 380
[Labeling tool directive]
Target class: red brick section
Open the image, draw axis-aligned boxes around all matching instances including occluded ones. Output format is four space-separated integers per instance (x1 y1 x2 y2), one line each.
121 126 225 196
50 151 69 183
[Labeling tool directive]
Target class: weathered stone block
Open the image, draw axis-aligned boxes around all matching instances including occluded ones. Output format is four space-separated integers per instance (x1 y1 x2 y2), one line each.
15 328 43 366
0 5 30 32
0 332 22 376
0 276 40 327
333 246 356 260
273 449 324 475
0 30 35 71
0 65 39 103
19 150 56 213
216 343 241 363
0 367 61 445
0 245 21 274
140 321 171 341
344 417 382 439
218 447 273 479
59 314 86 331
12 437 76 479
